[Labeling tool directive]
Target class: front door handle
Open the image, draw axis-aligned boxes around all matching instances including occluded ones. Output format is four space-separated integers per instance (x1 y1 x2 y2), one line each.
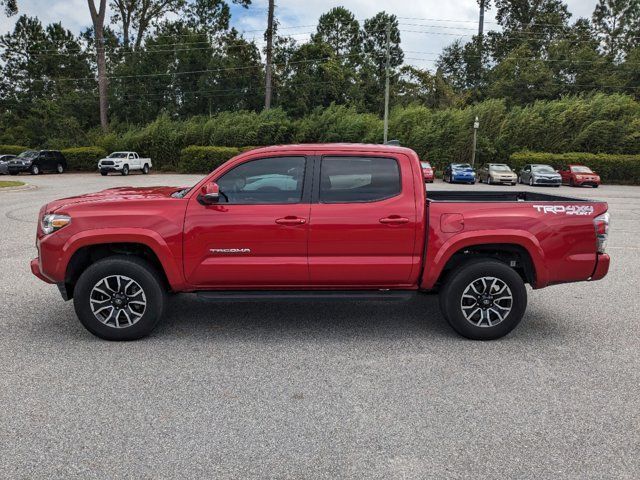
275 216 307 225
379 215 409 225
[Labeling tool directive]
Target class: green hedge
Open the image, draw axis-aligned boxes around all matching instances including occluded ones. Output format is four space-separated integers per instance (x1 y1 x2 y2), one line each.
0 144 29 155
510 151 640 184
178 146 240 173
61 146 107 171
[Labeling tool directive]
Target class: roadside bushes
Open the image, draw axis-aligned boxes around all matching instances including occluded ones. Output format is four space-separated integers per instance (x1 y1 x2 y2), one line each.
0 144 29 155
510 152 640 184
61 146 107 171
178 146 240 173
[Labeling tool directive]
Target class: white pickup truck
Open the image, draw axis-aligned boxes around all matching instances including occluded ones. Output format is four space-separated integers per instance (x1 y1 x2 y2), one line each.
98 152 152 176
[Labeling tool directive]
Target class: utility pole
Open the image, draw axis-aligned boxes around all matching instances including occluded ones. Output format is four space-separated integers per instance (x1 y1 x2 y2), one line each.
478 0 486 36
264 0 275 110
471 116 479 167
383 21 391 144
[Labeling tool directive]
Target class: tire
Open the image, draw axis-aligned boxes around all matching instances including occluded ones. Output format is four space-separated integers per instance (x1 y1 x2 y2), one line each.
570 178 575 187
9 171 19 176
529 176 533 186
438 259 527 340
142 164 150 174
100 171 108 176
593 184 599 188
56 163 64 174
30 164 40 175
121 164 129 176
73 255 167 341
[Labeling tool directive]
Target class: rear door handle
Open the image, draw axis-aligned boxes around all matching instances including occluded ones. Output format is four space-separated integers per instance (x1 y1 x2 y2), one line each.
275 216 307 225
379 216 409 225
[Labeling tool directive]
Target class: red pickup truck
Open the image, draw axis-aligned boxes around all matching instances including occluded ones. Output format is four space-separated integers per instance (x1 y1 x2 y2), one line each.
31 144 610 341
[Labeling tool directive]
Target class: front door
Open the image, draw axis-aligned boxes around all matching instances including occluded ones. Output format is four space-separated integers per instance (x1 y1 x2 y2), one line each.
183 155 311 287
307 154 419 286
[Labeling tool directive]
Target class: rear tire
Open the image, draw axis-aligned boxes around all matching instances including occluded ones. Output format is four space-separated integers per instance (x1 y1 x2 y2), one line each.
9 171 18 176
73 255 166 341
56 163 64 174
438 259 527 340
142 164 150 174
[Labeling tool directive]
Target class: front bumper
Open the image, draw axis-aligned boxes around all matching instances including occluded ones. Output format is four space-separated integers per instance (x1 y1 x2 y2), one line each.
31 257 54 283
574 178 600 187
533 177 561 185
452 175 475 183
99 166 122 173
8 164 30 173
491 176 517 184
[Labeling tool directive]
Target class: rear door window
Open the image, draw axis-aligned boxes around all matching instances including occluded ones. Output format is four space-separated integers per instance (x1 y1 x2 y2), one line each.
319 156 401 203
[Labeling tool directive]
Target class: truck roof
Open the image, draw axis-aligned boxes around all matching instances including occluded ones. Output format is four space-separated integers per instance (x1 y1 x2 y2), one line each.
243 143 418 156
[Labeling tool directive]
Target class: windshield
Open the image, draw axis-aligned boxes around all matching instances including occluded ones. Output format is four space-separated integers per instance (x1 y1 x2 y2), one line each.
571 166 593 173
420 162 431 168
490 165 511 172
108 152 128 158
452 164 472 169
18 150 38 159
532 165 555 173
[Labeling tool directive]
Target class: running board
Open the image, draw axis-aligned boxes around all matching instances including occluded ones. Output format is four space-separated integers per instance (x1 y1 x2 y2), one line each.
195 290 416 302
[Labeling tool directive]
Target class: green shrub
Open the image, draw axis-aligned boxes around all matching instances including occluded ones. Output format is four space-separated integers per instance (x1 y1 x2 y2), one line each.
0 144 30 155
178 146 240 173
510 151 640 184
61 146 108 171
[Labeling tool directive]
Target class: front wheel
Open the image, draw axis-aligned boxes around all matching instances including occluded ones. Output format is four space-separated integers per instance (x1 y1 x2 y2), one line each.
100 171 108 176
529 177 534 186
30 164 40 175
121 165 129 176
73 255 167 340
439 259 527 340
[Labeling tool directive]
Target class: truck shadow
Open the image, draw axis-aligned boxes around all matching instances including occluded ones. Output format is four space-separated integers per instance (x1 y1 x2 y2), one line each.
154 293 460 341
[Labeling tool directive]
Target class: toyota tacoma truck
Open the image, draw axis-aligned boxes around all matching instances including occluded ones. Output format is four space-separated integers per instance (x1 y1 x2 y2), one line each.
31 144 610 341
98 151 152 176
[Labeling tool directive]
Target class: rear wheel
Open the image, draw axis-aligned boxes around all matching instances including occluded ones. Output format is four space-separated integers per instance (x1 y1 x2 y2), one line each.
142 164 150 174
439 259 527 340
73 255 166 340
56 163 64 174
9 171 19 176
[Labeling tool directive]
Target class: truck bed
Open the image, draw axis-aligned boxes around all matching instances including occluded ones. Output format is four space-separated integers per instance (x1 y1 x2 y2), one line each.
426 190 594 203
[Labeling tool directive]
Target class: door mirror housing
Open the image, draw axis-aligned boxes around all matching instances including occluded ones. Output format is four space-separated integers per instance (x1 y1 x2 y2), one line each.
198 182 220 205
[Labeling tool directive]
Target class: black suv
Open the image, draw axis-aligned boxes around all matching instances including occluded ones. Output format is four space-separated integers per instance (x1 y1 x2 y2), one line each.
8 150 67 175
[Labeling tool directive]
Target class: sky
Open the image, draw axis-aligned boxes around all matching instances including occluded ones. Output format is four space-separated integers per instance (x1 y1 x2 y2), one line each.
0 0 599 70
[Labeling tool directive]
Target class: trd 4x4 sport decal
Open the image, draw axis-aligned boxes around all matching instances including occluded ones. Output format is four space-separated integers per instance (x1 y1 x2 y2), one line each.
533 205 594 215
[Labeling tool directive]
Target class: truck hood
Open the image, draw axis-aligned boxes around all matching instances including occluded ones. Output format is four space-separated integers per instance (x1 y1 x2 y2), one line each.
46 186 184 212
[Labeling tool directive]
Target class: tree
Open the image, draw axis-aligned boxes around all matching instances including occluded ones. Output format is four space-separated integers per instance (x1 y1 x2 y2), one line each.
1 0 17 16
313 7 361 61
592 0 640 59
88 0 109 131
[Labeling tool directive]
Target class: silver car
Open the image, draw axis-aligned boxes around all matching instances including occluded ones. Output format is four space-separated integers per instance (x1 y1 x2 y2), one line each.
518 164 562 187
0 154 17 175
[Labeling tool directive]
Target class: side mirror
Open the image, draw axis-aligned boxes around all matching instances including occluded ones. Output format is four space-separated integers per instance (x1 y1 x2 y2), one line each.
198 182 220 205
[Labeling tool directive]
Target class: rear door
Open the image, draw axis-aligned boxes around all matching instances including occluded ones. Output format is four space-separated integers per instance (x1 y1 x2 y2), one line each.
183 154 312 287
307 153 418 286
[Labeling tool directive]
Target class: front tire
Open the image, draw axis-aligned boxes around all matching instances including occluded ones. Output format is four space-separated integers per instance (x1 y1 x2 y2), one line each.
30 164 40 175
438 259 527 340
529 176 534 186
73 255 166 340
121 165 129 176
100 171 108 176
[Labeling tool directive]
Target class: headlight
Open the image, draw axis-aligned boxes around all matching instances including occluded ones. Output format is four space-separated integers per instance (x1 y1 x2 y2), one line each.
42 214 71 235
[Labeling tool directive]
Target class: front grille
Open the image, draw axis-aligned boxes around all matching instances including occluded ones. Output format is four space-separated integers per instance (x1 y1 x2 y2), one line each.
536 178 560 184
101 160 114 166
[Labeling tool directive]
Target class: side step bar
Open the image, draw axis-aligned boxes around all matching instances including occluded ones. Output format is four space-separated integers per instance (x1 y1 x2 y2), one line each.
196 290 417 302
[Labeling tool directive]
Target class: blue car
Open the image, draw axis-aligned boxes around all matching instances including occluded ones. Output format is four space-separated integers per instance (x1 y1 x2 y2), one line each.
443 163 476 184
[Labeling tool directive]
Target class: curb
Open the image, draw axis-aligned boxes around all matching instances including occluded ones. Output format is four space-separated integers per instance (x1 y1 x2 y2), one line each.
0 183 37 193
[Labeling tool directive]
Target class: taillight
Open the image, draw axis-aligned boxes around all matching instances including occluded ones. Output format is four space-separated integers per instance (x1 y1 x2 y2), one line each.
594 212 610 254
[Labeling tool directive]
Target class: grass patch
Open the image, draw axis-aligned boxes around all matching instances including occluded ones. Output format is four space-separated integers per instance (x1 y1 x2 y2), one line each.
0 180 25 188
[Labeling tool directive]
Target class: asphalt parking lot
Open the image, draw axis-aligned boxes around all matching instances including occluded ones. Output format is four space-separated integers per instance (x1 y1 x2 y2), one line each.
1 172 638 479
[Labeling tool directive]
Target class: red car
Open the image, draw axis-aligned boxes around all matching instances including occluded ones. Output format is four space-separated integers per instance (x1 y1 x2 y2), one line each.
558 164 601 188
421 161 434 183
31 144 610 341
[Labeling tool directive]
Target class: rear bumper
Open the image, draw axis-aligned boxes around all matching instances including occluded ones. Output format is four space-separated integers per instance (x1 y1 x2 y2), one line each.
590 254 610 281
31 257 55 283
